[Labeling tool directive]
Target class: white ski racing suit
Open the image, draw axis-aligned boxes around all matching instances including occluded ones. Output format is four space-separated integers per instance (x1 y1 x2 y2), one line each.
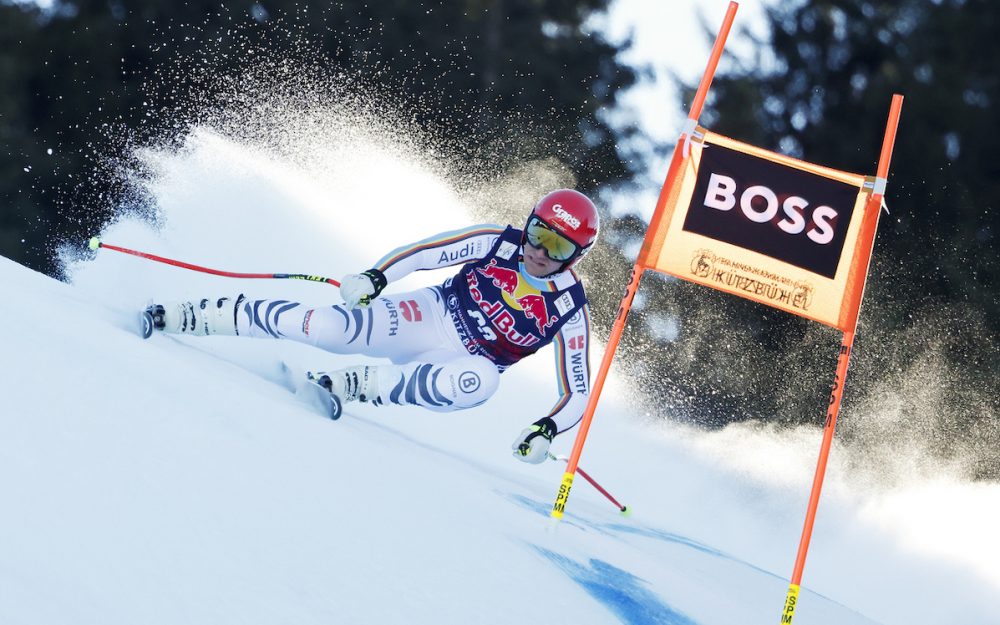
237 224 592 435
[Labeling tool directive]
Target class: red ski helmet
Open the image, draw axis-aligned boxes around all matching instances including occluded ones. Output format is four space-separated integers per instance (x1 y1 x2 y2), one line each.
522 189 600 273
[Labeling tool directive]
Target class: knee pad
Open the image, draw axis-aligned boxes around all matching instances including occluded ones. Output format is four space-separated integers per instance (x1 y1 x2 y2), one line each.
381 356 499 412
441 356 500 410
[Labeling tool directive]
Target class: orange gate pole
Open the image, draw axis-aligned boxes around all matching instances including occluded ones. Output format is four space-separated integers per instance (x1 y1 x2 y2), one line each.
551 1 740 521
780 94 903 624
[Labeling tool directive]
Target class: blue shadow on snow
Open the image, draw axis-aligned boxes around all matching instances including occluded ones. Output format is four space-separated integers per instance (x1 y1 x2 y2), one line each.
505 492 725 558
533 547 700 625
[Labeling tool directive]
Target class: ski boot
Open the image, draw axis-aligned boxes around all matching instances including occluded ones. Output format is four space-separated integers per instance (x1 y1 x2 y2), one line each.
141 295 244 339
305 366 380 420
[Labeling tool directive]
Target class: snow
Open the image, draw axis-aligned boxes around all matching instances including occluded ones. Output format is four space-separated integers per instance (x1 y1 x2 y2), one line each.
1 128 997 625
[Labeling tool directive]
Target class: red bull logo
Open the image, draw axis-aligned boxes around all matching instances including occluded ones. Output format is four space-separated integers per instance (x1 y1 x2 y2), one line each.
478 260 520 295
476 260 558 337
466 270 539 348
515 293 557 336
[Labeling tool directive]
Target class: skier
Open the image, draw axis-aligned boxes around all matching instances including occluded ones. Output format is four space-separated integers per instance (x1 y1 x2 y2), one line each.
144 189 598 463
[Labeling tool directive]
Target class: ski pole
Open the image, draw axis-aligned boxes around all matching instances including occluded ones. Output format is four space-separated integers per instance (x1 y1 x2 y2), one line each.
548 452 630 517
88 237 341 287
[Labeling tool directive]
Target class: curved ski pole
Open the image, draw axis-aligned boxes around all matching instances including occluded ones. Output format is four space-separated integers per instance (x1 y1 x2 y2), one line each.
548 452 630 516
89 237 341 287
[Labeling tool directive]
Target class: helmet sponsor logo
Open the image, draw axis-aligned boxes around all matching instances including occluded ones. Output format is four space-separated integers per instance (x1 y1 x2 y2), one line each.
551 204 582 229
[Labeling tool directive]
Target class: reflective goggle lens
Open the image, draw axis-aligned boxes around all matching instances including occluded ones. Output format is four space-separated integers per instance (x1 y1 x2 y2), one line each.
525 218 579 262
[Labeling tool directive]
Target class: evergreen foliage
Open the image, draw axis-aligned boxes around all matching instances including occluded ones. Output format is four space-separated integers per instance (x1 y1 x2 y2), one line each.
671 0 1000 478
0 0 638 273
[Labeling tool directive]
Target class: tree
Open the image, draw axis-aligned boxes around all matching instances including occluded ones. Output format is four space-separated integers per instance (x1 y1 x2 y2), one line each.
677 0 1000 478
0 0 640 277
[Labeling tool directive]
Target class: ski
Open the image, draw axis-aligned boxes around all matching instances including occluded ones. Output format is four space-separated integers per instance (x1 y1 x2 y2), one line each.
142 307 342 420
279 362 343 420
140 304 164 340
141 310 154 339
304 372 344 420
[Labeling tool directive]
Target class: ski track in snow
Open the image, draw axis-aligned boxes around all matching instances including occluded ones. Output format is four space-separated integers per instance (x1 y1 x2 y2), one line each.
1 129 997 625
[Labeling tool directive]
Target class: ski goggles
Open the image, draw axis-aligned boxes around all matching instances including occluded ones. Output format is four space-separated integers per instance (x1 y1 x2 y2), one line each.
525 217 580 262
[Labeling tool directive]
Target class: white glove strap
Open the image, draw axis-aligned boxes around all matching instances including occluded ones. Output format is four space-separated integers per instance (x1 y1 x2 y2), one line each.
512 427 551 464
340 273 376 309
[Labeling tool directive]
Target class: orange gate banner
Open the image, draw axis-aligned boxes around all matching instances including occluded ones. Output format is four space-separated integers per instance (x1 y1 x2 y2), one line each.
640 129 878 331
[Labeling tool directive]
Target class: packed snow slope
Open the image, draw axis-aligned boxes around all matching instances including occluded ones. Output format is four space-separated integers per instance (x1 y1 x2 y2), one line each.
2 129 997 625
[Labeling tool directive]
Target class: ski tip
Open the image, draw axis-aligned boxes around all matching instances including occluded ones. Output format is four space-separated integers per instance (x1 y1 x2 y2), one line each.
306 371 344 421
140 310 154 339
